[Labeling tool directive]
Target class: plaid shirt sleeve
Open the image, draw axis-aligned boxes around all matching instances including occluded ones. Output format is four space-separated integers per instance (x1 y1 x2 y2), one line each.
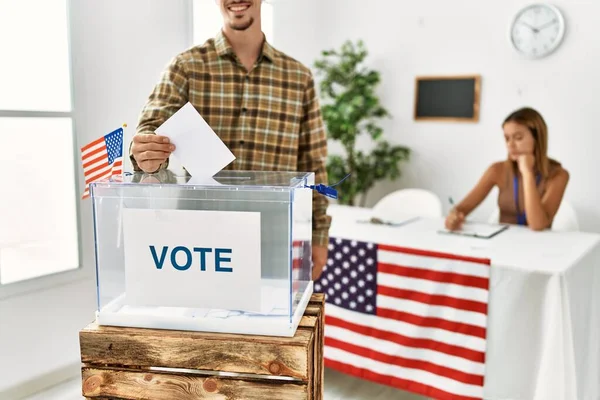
130 57 189 171
298 74 332 247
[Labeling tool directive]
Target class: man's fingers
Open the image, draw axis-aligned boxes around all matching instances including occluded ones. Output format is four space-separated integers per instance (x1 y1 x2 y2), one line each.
133 134 170 144
136 142 174 153
138 150 170 161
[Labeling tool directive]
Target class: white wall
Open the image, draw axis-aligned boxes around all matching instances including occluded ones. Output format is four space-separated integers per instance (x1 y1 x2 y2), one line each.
0 0 191 394
275 0 600 230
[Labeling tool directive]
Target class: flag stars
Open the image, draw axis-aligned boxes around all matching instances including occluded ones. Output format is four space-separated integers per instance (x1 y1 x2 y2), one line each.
318 238 378 315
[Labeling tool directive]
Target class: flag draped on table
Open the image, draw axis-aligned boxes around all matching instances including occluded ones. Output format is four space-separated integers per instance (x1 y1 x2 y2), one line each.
80 127 124 199
315 237 491 400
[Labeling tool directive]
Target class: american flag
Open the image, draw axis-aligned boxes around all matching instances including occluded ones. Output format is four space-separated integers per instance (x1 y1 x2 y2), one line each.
81 127 124 199
315 237 491 400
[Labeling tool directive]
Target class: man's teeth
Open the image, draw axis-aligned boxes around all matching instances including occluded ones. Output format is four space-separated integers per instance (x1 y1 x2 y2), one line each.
229 5 249 11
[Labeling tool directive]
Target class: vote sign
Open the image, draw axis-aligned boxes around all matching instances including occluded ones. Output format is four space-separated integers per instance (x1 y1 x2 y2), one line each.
122 208 261 312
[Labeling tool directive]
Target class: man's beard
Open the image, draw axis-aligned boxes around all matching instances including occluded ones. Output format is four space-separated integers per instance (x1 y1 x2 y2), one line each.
229 17 254 31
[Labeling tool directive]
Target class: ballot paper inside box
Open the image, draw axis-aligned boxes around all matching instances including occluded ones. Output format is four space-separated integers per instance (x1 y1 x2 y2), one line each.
89 169 314 337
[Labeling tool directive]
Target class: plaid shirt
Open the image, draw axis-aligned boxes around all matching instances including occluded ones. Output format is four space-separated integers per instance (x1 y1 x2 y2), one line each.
132 30 331 246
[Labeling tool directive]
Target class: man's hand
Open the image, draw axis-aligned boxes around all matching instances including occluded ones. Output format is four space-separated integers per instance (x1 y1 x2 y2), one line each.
131 134 175 173
312 244 328 280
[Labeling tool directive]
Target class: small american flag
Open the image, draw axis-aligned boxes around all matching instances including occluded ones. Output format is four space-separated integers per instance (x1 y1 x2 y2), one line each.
315 237 491 400
81 127 124 199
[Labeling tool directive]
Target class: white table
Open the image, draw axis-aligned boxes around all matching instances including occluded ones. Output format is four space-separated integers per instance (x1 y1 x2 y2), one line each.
325 204 600 400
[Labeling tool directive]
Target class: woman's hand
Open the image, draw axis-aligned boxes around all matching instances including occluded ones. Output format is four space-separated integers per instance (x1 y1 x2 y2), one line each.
445 208 465 230
517 154 535 175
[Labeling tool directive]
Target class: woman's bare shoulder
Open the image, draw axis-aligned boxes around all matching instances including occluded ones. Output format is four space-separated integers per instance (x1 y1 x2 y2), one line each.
485 161 508 183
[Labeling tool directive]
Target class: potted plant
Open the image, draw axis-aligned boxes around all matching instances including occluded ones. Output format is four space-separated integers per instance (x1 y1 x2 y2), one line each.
313 40 410 206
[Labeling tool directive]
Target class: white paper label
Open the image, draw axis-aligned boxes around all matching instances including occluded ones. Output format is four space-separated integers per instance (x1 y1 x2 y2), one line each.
122 208 261 312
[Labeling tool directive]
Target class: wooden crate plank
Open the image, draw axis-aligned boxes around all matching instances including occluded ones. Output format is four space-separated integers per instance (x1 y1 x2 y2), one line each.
80 324 311 380
315 301 325 400
82 368 309 400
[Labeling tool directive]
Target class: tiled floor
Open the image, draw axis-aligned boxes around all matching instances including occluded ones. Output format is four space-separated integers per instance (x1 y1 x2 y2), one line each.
23 368 429 400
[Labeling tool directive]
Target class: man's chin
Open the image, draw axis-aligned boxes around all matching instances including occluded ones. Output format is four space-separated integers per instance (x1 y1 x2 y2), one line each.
229 18 254 31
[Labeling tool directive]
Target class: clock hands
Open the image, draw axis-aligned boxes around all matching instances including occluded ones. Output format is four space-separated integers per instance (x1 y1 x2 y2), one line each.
519 21 539 33
537 19 558 30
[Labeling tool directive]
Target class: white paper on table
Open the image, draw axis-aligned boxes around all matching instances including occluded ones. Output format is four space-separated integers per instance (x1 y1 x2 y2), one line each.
155 102 235 178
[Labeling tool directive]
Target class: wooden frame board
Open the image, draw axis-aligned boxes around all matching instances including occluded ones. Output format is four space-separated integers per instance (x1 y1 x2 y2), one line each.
414 75 481 122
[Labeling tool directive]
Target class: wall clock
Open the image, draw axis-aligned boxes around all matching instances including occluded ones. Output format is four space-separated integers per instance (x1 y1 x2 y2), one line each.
510 3 566 58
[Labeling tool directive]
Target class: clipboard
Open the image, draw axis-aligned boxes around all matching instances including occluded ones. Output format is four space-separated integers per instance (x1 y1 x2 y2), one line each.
437 222 509 239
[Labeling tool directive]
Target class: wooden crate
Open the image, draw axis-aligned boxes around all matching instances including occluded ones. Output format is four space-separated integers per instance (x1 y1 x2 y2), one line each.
79 293 325 400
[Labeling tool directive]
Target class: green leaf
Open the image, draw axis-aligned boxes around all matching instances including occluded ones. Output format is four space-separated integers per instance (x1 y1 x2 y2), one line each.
314 40 411 205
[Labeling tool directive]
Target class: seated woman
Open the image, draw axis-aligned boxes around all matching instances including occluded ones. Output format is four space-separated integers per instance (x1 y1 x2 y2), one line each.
445 107 569 231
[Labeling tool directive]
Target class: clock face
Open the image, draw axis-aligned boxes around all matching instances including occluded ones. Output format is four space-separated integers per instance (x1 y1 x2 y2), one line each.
510 4 565 58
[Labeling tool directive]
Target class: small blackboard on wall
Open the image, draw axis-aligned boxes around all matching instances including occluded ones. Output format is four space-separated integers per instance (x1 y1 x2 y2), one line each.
414 75 481 122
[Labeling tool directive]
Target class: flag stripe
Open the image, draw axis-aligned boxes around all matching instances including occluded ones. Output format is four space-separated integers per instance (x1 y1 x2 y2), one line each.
377 307 486 339
379 262 489 290
83 156 108 171
81 136 104 152
327 303 486 354
84 159 110 176
378 272 489 304
378 294 487 328
325 320 484 372
379 284 488 315
324 346 484 399
325 315 485 363
86 168 113 185
325 359 482 400
81 144 106 160
378 243 491 266
326 336 484 385
378 249 490 279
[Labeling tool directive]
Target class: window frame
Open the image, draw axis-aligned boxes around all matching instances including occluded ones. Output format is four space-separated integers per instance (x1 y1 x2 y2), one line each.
0 0 87 300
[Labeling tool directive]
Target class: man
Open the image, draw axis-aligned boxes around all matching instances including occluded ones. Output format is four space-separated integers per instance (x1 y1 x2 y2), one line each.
130 0 330 279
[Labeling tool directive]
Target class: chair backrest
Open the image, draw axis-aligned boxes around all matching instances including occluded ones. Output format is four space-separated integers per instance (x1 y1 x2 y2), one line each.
487 200 579 231
372 188 443 221
551 200 579 231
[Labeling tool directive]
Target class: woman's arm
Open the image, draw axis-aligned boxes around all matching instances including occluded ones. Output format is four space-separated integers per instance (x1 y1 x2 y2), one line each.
445 163 500 230
454 163 501 215
523 168 570 231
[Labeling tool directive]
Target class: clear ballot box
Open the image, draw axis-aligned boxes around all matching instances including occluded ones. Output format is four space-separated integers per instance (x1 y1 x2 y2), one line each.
89 169 314 337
